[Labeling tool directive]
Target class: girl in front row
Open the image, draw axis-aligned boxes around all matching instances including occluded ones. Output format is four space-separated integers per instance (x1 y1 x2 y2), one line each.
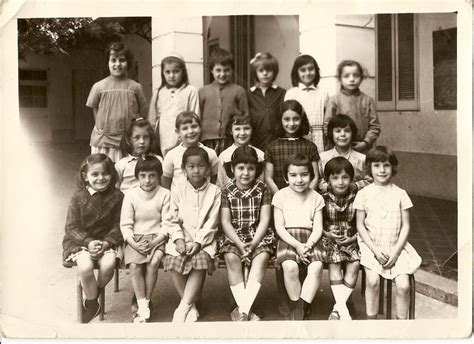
115 118 163 193
163 146 221 322
62 154 124 323
220 146 275 321
265 99 320 195
322 157 360 321
148 54 200 155
354 146 421 320
120 156 170 323
273 153 326 320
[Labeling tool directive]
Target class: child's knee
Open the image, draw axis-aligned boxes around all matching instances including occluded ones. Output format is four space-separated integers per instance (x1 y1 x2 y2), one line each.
395 277 410 294
148 255 163 271
76 257 94 276
365 272 380 290
224 253 241 268
282 260 299 278
307 261 323 275
130 263 143 275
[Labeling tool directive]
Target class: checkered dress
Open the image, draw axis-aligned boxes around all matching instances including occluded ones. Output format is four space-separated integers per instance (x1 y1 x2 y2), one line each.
275 228 326 265
322 191 360 263
265 138 320 189
163 251 213 275
218 180 275 258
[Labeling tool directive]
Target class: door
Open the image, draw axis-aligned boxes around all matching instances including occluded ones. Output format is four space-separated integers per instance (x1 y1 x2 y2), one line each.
72 69 103 140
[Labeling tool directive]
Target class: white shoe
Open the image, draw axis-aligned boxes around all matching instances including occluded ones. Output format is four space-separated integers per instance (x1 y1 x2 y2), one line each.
172 304 191 323
185 304 199 322
133 313 146 323
137 305 151 321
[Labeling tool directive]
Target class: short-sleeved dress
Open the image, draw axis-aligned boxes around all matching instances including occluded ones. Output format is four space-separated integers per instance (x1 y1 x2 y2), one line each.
353 183 421 279
115 154 164 192
272 187 326 265
86 76 148 161
219 180 275 259
322 190 360 263
265 138 320 190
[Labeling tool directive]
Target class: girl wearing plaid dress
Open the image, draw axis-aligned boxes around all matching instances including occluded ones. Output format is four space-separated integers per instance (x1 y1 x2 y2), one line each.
265 99 320 195
220 146 275 321
285 55 328 154
62 154 124 323
322 157 360 321
354 146 421 320
163 146 221 322
273 153 326 320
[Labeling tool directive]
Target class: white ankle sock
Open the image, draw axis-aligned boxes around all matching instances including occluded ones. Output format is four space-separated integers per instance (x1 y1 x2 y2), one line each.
330 284 345 310
239 279 261 314
341 284 354 303
230 282 245 309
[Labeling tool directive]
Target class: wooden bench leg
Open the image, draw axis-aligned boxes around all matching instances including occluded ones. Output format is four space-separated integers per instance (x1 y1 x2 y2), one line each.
409 274 416 319
386 279 392 319
98 288 105 321
378 276 384 315
114 267 119 292
77 277 84 323
361 269 366 295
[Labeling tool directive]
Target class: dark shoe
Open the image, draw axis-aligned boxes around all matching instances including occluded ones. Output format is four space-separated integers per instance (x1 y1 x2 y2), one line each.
251 306 264 319
82 298 101 323
146 300 154 322
291 299 304 321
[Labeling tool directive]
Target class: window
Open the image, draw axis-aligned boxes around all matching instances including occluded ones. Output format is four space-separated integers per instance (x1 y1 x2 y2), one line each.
19 69 48 107
376 14 418 111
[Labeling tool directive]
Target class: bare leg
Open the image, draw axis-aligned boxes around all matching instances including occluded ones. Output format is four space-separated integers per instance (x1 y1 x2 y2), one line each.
181 270 206 305
171 270 187 298
343 261 360 286
300 261 323 303
394 274 410 319
247 252 270 283
281 260 301 301
224 253 244 286
76 254 98 299
145 250 164 299
130 263 146 300
364 268 380 318
97 252 116 288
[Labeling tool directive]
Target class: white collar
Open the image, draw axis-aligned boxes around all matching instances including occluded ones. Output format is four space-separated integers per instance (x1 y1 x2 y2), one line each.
250 84 278 92
298 82 317 91
87 186 99 195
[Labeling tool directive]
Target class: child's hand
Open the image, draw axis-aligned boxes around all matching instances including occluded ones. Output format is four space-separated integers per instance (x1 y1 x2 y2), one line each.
325 231 343 242
336 235 352 246
238 242 250 257
175 239 186 255
88 240 102 255
186 242 201 256
296 243 310 265
352 141 368 152
383 252 400 269
374 250 389 265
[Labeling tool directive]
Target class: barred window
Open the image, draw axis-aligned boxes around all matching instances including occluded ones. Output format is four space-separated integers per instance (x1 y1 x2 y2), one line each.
19 69 48 108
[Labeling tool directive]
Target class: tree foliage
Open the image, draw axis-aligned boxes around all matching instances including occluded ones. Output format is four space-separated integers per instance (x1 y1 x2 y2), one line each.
18 17 151 60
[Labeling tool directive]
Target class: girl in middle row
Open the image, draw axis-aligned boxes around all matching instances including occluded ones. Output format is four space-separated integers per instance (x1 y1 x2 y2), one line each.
265 99 320 195
148 54 200 156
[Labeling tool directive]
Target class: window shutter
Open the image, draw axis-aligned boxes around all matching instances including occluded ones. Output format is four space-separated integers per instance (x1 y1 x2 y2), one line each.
397 14 415 100
376 14 393 102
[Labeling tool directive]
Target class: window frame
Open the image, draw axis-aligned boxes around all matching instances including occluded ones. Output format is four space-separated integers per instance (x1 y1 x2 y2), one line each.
18 68 49 108
375 14 419 112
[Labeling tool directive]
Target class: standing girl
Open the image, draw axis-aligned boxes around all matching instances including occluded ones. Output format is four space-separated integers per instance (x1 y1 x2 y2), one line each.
220 146 274 321
62 154 124 323
217 112 265 188
272 153 326 320
318 114 370 193
354 146 421 319
86 42 148 162
115 118 163 192
322 157 360 321
148 54 200 155
247 52 286 151
163 146 221 322
324 60 381 153
120 156 170 323
285 54 328 154
265 99 320 195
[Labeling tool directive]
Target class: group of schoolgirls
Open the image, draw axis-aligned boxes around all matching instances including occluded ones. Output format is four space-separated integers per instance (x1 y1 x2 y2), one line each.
62 42 422 324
